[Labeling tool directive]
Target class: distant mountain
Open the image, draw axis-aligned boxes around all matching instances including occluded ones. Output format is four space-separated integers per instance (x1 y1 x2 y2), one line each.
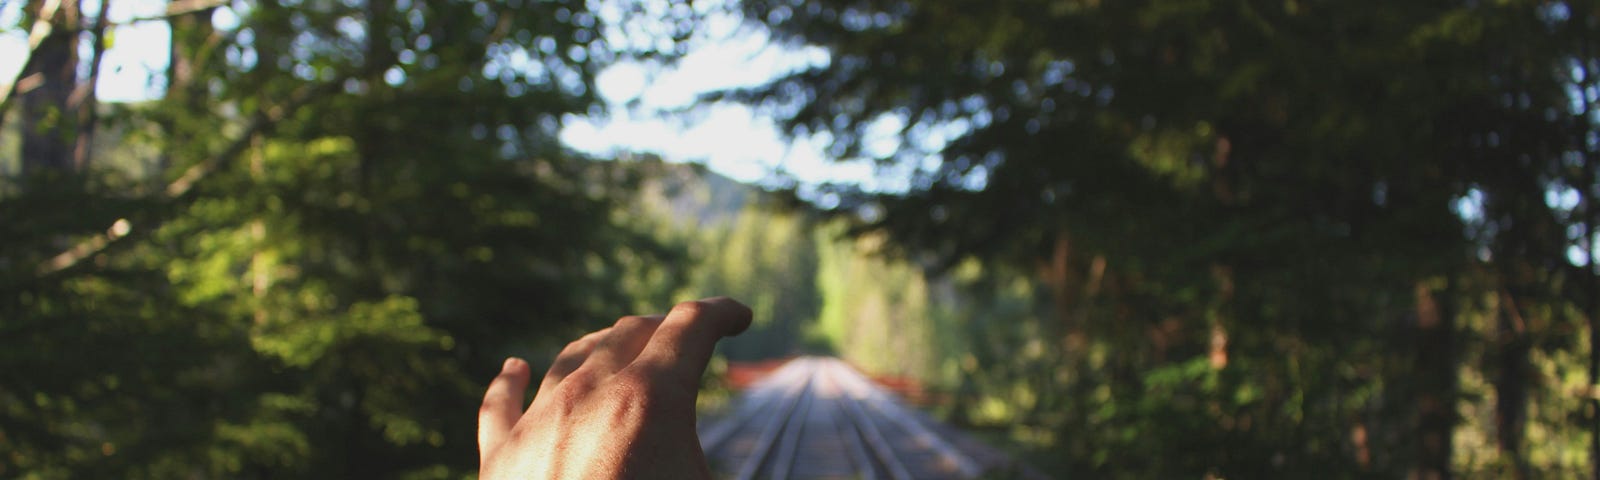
626 157 754 229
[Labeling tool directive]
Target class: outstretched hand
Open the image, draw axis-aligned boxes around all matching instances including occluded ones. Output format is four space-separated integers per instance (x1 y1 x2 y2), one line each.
478 297 753 479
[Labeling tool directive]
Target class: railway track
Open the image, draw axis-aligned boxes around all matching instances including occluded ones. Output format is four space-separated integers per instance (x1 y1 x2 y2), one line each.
698 357 1037 480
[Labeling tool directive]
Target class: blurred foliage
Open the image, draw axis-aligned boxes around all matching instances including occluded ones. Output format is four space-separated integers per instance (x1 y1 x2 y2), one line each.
1 0 698 477
683 205 823 360
811 223 941 378
4 0 1600 478
725 0 1600 478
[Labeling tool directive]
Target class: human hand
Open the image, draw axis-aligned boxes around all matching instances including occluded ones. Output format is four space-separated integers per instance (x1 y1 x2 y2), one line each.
478 297 753 479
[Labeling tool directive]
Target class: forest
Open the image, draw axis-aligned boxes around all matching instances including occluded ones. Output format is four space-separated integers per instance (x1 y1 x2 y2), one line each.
3 0 1599 478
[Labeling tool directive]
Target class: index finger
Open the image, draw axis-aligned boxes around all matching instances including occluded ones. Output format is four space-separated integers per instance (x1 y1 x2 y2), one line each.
628 297 752 388
479 357 531 464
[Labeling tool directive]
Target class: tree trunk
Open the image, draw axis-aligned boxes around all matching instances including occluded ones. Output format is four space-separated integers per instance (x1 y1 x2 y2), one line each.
73 0 112 170
166 1 214 110
1208 264 1233 370
1571 7 1600 477
18 0 79 176
160 0 217 173
1040 232 1086 350
1495 287 1531 480
1414 279 1457 480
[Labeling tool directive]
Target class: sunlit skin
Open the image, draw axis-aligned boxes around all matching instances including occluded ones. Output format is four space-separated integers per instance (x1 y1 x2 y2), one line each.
478 297 753 479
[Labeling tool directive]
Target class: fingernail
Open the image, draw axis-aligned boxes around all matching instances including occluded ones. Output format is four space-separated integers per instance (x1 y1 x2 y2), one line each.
502 357 520 371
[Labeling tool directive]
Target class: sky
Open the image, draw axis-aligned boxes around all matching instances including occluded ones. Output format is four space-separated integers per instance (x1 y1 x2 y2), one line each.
0 0 907 192
2 0 175 101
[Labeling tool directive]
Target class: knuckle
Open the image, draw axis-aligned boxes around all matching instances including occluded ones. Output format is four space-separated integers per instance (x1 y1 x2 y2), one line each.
549 355 584 374
606 372 664 417
581 328 610 343
611 368 657 391
672 300 706 318
564 330 605 353
557 368 599 394
618 366 695 403
548 382 590 417
612 315 654 330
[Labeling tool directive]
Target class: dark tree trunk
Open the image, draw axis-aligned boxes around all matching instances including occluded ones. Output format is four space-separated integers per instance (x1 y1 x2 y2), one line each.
160 0 216 174
1571 6 1600 478
165 1 214 110
1414 280 1457 480
1495 287 1531 480
18 0 80 176
1040 232 1086 350
73 0 112 170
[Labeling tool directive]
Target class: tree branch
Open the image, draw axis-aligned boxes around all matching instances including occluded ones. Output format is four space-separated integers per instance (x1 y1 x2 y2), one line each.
72 0 114 170
104 0 231 28
0 0 235 131
0 0 67 133
37 78 340 276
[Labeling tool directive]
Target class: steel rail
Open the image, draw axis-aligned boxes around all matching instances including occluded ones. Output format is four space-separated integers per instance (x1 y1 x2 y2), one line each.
701 357 995 479
767 370 816 480
827 358 985 478
824 367 882 480
820 360 918 480
731 359 815 480
700 359 814 453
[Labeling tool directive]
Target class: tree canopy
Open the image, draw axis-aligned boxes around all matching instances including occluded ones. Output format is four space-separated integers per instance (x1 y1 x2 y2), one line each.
727 0 1600 477
2 0 694 476
3 0 1600 478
